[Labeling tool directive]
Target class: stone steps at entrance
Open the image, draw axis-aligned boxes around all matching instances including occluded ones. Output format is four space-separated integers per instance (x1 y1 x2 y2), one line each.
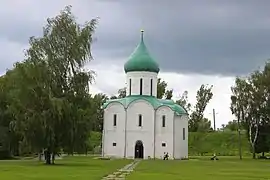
102 160 141 180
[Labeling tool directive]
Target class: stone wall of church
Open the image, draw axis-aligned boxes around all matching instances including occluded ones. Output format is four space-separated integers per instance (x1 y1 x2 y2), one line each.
125 100 155 159
174 114 189 159
126 71 158 97
155 106 174 159
102 99 189 159
102 102 126 158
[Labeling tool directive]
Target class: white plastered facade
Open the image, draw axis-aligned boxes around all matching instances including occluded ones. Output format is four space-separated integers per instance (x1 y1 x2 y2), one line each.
102 71 189 159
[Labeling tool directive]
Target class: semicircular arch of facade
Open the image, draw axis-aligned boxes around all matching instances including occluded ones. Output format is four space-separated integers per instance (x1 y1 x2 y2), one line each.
126 98 155 111
104 101 125 110
156 104 174 112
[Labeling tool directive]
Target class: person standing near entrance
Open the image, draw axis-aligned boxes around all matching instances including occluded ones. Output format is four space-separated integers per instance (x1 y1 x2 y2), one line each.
163 152 169 160
136 149 139 158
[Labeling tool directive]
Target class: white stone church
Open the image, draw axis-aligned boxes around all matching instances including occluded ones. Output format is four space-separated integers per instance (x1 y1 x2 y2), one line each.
101 30 189 159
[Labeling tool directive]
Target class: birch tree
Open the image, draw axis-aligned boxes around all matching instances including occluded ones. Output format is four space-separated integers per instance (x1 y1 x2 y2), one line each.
231 72 264 159
189 84 213 132
4 5 98 164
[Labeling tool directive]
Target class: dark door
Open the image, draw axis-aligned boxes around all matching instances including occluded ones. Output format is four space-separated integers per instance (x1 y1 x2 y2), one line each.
134 140 144 159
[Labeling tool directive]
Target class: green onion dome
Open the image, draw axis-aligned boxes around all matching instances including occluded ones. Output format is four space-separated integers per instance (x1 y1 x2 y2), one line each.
124 30 160 73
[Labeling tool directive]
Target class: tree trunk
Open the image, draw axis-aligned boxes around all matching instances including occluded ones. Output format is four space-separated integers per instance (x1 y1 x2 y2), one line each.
237 114 242 160
38 149 43 161
38 153 42 161
45 150 51 164
252 148 256 159
52 153 55 164
249 123 259 159
46 155 51 164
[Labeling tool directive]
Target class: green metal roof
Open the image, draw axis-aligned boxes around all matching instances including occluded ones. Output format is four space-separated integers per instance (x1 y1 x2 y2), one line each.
124 30 160 73
102 95 187 115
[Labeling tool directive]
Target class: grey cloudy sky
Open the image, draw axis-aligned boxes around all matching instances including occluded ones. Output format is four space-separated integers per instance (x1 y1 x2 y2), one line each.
1 0 270 75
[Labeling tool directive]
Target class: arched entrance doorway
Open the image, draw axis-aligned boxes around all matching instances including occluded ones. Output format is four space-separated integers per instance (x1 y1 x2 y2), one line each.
134 140 144 159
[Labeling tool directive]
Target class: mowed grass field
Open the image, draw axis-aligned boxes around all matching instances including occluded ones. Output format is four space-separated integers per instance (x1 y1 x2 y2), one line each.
0 156 131 180
128 157 270 180
1 156 270 180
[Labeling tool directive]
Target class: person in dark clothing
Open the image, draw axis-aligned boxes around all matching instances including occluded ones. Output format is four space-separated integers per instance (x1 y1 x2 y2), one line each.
163 152 169 160
211 153 219 160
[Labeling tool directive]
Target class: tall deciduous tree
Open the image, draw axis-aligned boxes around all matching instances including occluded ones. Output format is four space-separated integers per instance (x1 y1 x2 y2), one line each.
110 95 117 99
118 87 126 98
189 84 213 132
231 70 267 158
176 90 192 113
255 125 270 157
4 5 98 164
91 93 108 132
164 89 173 100
157 78 168 99
224 120 243 131
197 118 212 132
230 77 249 159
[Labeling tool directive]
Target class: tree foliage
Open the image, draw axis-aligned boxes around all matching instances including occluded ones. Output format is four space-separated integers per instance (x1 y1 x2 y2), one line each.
189 84 213 132
231 61 270 158
90 93 108 132
0 6 100 163
117 87 126 98
156 78 168 99
176 90 191 113
223 120 244 131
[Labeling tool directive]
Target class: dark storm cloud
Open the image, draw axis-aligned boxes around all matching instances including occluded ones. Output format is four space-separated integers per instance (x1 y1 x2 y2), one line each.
93 0 270 75
1 0 270 75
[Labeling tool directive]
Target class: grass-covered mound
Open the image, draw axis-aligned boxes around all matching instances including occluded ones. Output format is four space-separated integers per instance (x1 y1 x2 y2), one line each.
188 131 250 156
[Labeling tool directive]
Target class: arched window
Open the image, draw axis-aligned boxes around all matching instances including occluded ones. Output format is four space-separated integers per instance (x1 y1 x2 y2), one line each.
138 114 142 127
113 114 117 126
183 128 186 140
129 78 132 95
162 115 166 127
140 78 143 95
150 79 153 96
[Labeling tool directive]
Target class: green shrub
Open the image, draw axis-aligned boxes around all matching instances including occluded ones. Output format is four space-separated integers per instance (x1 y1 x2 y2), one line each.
0 149 11 159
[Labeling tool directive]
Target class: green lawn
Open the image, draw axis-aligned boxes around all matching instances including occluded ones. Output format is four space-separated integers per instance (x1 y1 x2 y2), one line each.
1 156 270 180
128 157 270 180
0 156 131 180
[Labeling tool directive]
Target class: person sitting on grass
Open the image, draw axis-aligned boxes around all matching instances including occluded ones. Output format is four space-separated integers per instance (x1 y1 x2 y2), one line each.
210 153 219 160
